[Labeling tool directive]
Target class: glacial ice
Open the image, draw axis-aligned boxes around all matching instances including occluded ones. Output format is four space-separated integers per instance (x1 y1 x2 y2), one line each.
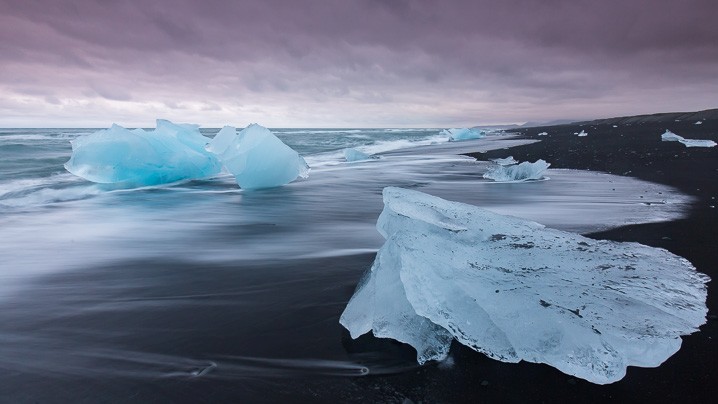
483 159 550 182
344 148 375 162
64 120 222 185
576 130 588 137
206 124 310 190
491 156 518 166
661 130 716 148
442 128 486 141
340 187 709 384
537 132 548 136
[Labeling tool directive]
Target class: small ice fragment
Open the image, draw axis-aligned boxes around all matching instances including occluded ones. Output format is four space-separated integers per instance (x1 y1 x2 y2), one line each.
576 130 588 137
340 187 710 384
491 156 518 166
537 132 548 136
442 128 486 141
207 124 310 190
661 130 716 148
344 148 375 162
695 121 702 125
483 159 550 182
64 120 222 186
612 125 618 128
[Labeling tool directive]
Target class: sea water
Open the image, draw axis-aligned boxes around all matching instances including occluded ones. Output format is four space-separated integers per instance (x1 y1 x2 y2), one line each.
0 127 693 401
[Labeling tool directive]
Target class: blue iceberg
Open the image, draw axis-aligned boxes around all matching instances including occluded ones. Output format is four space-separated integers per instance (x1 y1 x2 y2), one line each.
64 120 222 186
207 124 310 190
442 128 485 141
340 187 709 384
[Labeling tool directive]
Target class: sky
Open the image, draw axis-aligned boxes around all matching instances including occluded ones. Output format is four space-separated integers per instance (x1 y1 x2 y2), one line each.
1 0 716 128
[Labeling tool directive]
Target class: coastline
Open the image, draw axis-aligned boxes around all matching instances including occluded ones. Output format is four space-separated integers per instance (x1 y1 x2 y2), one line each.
0 116 715 402
460 115 717 401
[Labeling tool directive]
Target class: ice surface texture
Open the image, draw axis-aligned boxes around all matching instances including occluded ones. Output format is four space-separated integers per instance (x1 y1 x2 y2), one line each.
661 130 716 148
65 120 222 186
483 159 550 182
442 128 485 141
207 124 309 190
340 187 709 384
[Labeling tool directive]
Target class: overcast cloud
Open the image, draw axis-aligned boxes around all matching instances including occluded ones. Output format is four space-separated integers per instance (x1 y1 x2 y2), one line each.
0 0 716 127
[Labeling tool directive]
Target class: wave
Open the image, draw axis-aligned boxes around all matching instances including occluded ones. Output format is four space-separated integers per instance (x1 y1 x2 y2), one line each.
0 184 103 208
273 129 364 135
360 134 447 155
384 128 439 133
303 133 449 167
0 132 88 142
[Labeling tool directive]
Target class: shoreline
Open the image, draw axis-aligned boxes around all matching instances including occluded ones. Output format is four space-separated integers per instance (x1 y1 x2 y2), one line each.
1 117 716 402
461 116 717 400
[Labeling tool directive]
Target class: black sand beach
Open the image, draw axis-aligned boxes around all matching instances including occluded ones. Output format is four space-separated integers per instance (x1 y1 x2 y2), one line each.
302 111 718 403
458 110 717 402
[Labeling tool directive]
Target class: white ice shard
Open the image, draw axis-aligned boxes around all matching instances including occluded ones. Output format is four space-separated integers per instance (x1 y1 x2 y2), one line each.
491 156 518 166
695 121 702 125
340 187 709 384
483 159 550 182
207 124 309 190
576 130 588 137
343 148 375 162
442 128 485 141
65 120 222 185
661 130 716 148
537 132 548 136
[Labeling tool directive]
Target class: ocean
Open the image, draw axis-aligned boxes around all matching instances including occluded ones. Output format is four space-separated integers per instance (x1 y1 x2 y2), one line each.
0 127 693 402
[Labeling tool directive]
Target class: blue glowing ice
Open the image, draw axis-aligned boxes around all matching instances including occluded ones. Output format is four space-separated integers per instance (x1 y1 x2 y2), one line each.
64 120 222 186
207 124 310 190
343 148 375 162
442 128 485 141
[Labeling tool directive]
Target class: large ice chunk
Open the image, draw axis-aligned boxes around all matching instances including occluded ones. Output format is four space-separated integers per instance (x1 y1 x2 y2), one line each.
483 159 550 182
661 130 716 148
442 128 485 141
65 120 222 185
340 187 709 384
207 124 309 190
